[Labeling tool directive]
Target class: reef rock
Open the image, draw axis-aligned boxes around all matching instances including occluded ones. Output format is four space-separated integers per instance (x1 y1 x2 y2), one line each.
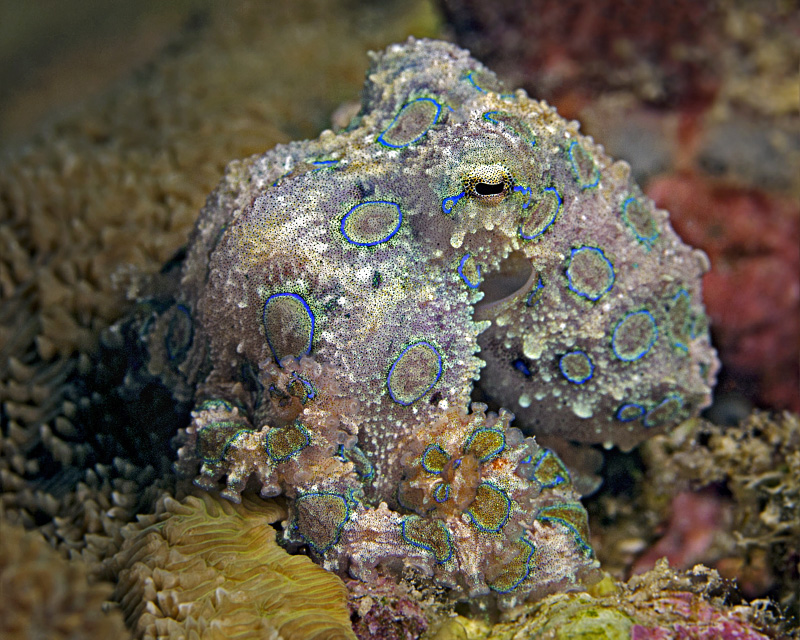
117 38 717 605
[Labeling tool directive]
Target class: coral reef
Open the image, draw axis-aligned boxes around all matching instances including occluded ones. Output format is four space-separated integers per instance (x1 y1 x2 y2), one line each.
434 560 784 639
106 491 356 640
583 410 800 633
439 0 799 147
641 412 800 624
347 576 433 640
96 37 716 604
439 0 722 111
0 516 127 639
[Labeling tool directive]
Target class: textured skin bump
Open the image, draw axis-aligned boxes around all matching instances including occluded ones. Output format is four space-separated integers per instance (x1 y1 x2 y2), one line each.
151 38 718 603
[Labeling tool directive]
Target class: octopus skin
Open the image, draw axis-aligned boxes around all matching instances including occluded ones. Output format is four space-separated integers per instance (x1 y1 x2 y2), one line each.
130 38 719 604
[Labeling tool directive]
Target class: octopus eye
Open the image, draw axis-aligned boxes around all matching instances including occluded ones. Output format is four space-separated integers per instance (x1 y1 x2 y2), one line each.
474 181 505 196
463 164 513 205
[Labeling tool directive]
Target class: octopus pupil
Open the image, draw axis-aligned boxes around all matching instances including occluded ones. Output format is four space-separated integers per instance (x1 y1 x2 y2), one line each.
475 182 504 196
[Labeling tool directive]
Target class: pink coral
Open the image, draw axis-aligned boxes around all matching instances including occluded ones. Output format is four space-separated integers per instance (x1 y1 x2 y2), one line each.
648 174 800 412
632 490 729 575
630 593 772 640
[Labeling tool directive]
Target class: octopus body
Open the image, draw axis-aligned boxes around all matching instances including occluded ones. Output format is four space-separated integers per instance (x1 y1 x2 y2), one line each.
137 39 718 604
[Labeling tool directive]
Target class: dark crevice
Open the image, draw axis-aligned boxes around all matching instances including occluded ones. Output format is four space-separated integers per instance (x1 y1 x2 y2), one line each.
474 250 536 319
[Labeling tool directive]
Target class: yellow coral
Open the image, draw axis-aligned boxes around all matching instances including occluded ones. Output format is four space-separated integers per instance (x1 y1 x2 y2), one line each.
110 491 356 640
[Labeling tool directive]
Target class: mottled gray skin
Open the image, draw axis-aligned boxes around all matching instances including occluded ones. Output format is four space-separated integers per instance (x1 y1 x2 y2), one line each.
140 38 718 603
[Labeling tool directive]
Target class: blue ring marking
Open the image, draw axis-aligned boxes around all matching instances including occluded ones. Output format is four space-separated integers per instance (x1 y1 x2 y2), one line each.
463 427 506 463
558 350 594 384
387 340 444 406
532 449 569 488
670 289 691 353
672 288 690 302
483 111 537 147
262 292 315 363
568 140 600 189
400 517 453 564
336 445 375 481
295 491 350 553
489 536 536 594
352 446 375 481
458 253 482 288
220 428 254 460
615 403 646 422
312 159 338 167
196 422 250 463
265 421 311 463
465 72 487 93
358 462 375 481
622 196 659 245
515 458 536 482
465 73 515 99
612 310 658 361
513 184 533 209
452 458 462 470
433 482 450 503
340 200 403 247
421 444 449 474
289 372 317 404
644 393 684 428
512 358 532 377
346 488 362 509
518 187 562 240
442 191 466 214
377 97 442 148
526 275 545 307
165 304 193 361
538 516 593 557
271 170 292 187
691 315 707 340
198 398 234 412
466 482 512 533
566 246 615 301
